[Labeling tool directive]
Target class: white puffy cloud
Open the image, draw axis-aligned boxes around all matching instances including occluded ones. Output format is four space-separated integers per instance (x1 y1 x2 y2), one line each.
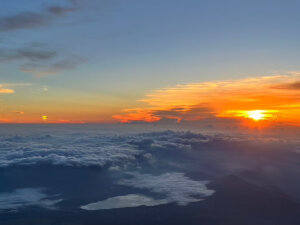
119 172 215 206
0 188 62 212
81 172 214 210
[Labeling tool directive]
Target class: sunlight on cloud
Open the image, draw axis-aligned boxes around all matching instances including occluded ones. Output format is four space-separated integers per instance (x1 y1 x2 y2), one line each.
222 110 279 121
0 85 14 94
113 73 300 125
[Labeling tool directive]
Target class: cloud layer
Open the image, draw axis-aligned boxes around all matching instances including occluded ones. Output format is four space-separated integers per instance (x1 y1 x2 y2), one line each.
0 188 62 212
0 128 297 170
0 133 140 168
1 127 300 212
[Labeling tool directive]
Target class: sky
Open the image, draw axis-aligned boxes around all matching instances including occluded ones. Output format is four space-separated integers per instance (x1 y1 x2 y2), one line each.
1 0 300 125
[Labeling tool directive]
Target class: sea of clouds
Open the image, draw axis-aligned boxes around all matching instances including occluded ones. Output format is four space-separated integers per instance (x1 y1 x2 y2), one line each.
0 127 298 172
0 125 300 211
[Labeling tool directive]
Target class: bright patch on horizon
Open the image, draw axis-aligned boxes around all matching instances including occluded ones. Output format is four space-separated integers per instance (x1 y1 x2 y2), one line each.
114 73 300 126
42 115 47 121
227 110 278 121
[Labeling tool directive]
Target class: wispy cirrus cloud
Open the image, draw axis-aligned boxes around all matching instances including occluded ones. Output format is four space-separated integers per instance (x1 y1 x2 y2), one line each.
12 111 25 115
47 6 77 16
113 73 300 125
0 0 86 77
20 56 84 77
0 43 84 77
0 46 57 63
0 2 78 31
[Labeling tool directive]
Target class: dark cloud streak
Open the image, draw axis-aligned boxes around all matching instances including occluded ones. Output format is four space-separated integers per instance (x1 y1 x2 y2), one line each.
47 6 77 16
0 47 57 62
20 56 84 76
272 81 300 90
0 2 78 31
0 43 84 76
0 1 87 76
0 12 48 31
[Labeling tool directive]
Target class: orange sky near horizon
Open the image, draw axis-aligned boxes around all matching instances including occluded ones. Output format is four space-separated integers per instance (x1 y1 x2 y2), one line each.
113 73 300 127
2 73 300 126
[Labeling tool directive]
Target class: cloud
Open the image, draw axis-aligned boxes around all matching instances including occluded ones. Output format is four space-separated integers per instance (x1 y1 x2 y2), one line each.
20 56 84 77
2 83 33 88
113 73 300 126
0 132 141 168
118 172 215 206
81 194 169 210
0 129 296 174
0 130 238 169
272 81 300 90
0 46 57 62
0 130 198 168
0 84 14 94
12 111 24 115
47 6 77 16
0 125 299 213
0 44 84 76
0 128 300 201
0 188 62 212
0 2 78 31
0 0 84 76
81 172 214 210
0 12 49 31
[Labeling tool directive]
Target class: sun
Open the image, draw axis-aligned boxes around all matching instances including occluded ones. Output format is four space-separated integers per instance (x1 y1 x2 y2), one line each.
224 110 278 121
246 110 266 121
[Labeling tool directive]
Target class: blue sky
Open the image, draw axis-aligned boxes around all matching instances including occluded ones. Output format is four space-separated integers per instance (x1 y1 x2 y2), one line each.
1 0 300 122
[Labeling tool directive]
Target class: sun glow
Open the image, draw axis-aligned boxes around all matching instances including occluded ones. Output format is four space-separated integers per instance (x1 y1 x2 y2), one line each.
245 110 268 121
227 110 278 121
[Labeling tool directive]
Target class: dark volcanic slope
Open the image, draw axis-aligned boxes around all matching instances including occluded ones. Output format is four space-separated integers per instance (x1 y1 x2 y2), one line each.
203 175 300 225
